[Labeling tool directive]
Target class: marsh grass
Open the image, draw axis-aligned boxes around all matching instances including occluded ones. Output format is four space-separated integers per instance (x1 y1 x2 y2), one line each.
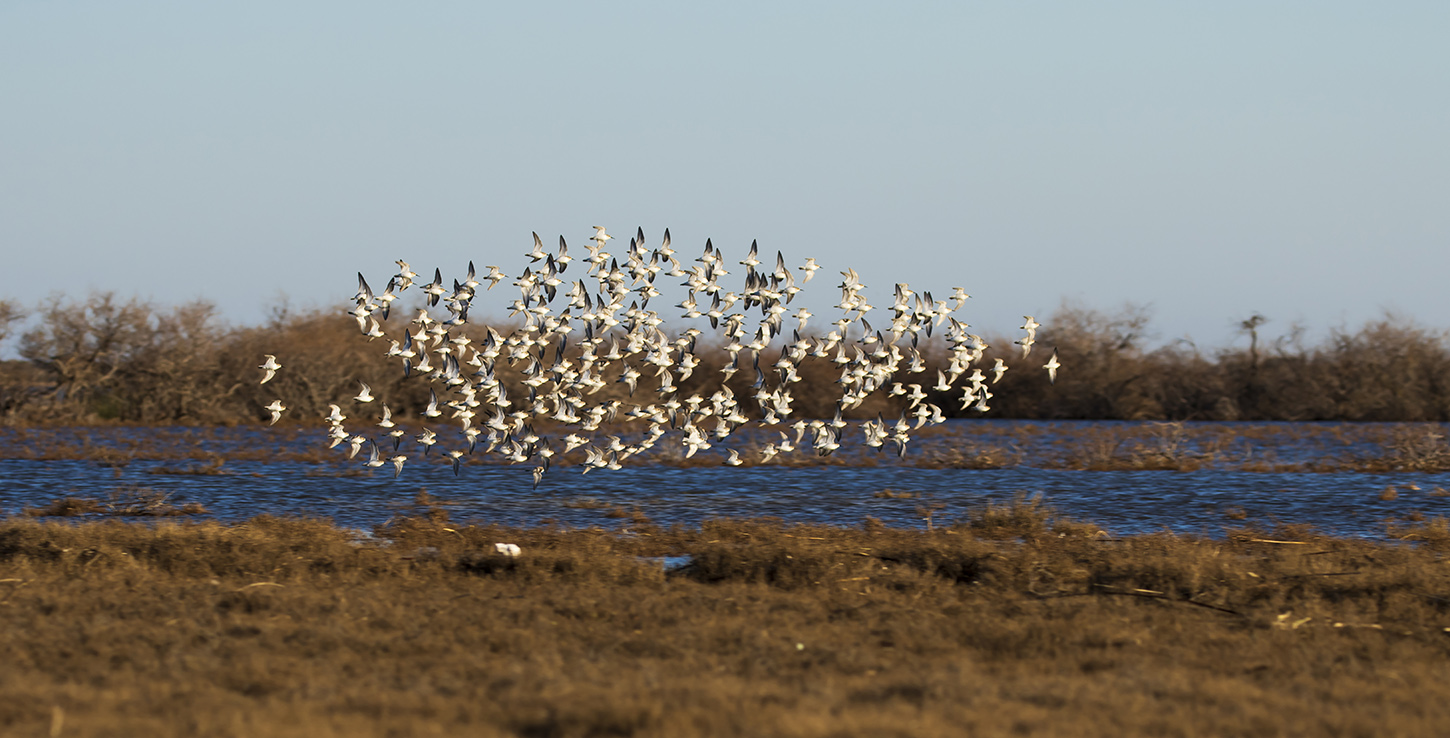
22 485 207 518
4 499 1450 736
146 457 230 475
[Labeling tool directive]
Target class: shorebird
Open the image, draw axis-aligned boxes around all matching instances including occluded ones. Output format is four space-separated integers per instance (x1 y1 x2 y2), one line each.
740 241 761 268
1043 348 1061 384
258 355 281 384
1015 334 1035 358
265 400 286 425
991 358 1008 384
364 442 386 468
799 258 820 283
527 232 548 262
416 427 438 455
354 273 374 303
590 226 612 248
933 370 953 393
394 260 418 289
338 226 1045 480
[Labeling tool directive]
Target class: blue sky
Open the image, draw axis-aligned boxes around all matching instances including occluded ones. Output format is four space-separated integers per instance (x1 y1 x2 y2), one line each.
2 2 1446 348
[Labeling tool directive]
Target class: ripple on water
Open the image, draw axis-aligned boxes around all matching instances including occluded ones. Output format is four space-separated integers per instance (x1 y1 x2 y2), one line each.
3 455 1449 539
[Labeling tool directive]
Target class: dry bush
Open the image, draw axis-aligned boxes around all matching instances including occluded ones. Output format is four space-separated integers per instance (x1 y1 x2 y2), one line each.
1383 424 1450 471
4 291 1450 424
959 493 1105 541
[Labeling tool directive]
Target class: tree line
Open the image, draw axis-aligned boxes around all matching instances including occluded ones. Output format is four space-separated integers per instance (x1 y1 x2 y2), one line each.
1 293 1447 425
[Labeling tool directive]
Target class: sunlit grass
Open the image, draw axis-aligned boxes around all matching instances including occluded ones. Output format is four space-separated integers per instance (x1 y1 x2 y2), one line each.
3 501 1450 736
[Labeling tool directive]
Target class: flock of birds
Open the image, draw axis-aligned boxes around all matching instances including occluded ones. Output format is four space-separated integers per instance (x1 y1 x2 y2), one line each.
260 227 1059 485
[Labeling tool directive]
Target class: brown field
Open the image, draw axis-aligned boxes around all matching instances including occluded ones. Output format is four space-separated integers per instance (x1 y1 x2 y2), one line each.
4 499 1450 737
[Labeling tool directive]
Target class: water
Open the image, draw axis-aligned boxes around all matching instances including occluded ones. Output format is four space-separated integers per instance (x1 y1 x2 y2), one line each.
2 422 1448 538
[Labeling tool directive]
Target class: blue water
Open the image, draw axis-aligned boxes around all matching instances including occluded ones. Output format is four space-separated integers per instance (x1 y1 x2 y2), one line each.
1 422 1447 538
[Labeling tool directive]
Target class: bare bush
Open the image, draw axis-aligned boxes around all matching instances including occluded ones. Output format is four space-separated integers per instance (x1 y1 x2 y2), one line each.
2 292 1450 424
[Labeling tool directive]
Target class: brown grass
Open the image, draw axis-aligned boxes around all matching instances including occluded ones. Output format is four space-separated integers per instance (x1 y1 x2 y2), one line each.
22 486 208 518
3 501 1450 737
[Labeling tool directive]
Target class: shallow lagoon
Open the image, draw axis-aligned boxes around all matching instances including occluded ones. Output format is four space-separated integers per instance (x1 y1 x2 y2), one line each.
2 421 1448 537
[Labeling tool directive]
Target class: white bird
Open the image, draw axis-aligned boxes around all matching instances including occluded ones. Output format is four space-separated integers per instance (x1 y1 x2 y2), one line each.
264 400 286 425
395 260 419 288
933 370 953 393
950 287 970 309
904 383 927 408
740 241 761 268
363 319 385 340
991 358 1008 384
258 355 281 384
1043 348 1061 384
416 427 438 454
364 441 386 468
1015 334 1035 358
527 232 548 262
335 227 1049 481
794 308 812 333
590 226 613 248
495 542 522 557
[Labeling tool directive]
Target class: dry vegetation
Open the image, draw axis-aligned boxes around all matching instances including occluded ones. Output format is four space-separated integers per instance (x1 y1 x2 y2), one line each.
4 499 1450 737
3 293 1450 425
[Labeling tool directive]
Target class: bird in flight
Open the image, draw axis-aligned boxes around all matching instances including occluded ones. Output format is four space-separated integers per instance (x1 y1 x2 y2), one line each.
991 358 1008 384
258 355 281 384
591 226 612 248
328 225 1052 484
264 399 286 425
